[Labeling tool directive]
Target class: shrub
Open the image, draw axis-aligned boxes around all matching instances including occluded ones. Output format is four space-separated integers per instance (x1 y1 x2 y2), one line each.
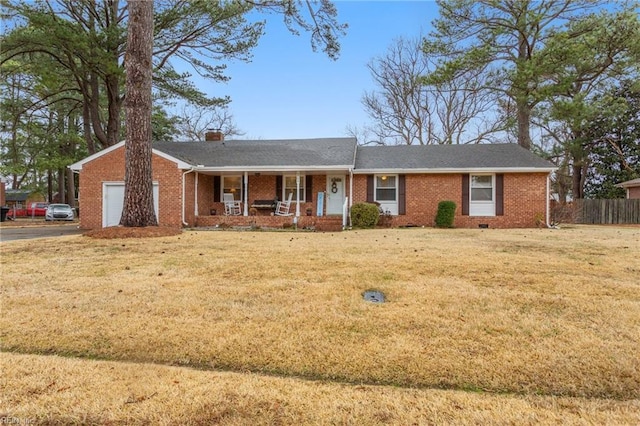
435 200 456 228
351 203 380 228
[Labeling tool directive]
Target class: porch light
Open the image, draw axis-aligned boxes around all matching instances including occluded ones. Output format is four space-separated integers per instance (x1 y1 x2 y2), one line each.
381 175 387 181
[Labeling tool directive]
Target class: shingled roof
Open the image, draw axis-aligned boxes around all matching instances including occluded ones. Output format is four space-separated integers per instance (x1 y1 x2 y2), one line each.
153 138 358 171
71 138 555 173
354 143 555 172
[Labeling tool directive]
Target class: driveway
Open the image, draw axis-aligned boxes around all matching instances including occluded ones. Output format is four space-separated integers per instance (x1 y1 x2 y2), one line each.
0 224 84 242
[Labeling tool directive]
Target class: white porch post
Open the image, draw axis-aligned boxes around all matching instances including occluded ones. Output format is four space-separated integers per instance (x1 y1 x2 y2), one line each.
243 171 249 216
295 172 301 217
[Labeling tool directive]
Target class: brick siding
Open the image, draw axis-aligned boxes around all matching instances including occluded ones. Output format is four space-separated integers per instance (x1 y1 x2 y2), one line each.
78 145 183 229
628 186 640 199
196 215 343 232
352 173 549 228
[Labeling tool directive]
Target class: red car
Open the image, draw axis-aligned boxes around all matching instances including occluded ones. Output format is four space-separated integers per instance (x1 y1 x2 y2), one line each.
6 202 49 218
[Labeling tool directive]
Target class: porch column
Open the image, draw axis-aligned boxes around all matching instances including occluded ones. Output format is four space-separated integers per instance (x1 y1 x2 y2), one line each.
243 171 249 216
295 172 301 217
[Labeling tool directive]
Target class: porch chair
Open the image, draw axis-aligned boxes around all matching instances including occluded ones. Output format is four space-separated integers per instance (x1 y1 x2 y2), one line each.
223 193 242 216
274 192 293 216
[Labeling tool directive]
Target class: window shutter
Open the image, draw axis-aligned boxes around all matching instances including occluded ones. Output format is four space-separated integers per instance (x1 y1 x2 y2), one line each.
398 174 406 215
462 174 469 215
305 175 313 202
213 176 221 202
275 175 282 201
366 175 374 202
495 174 504 216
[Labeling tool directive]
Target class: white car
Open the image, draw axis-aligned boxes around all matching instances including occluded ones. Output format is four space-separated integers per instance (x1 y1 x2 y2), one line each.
45 204 75 221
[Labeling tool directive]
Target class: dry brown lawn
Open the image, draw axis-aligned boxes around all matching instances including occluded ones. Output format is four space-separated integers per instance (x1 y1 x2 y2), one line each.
1 225 639 424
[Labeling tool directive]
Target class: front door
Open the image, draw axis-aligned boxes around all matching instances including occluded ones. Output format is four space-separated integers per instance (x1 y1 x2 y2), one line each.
326 175 345 215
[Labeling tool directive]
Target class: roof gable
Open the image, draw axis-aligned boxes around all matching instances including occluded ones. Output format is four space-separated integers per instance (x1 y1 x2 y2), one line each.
617 178 640 188
68 141 192 171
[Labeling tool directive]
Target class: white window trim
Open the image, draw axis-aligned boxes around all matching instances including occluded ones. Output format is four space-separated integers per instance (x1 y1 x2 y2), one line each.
283 174 306 202
374 174 398 215
221 175 242 201
469 174 495 217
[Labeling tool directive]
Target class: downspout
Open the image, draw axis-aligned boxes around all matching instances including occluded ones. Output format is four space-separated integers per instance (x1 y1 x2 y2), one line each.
195 172 199 219
348 167 354 227
182 168 195 226
546 173 551 228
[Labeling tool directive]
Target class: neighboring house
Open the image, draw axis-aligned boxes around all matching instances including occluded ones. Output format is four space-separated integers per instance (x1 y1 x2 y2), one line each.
69 134 556 230
616 178 640 199
4 190 30 209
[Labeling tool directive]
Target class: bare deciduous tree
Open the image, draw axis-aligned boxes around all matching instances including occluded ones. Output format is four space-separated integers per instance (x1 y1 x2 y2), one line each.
177 106 244 141
361 36 503 145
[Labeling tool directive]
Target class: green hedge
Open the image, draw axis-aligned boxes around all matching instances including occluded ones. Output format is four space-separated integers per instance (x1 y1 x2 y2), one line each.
351 203 380 228
435 200 456 228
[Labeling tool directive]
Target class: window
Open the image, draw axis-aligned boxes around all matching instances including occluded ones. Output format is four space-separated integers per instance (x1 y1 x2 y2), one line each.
222 176 242 200
373 174 398 215
283 175 305 202
471 175 493 201
469 174 495 216
375 175 397 201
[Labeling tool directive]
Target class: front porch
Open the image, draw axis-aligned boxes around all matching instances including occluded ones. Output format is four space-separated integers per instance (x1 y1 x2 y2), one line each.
195 214 345 232
185 170 351 230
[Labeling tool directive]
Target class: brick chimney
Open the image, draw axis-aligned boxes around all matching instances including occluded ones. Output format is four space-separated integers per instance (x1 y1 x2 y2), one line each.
205 129 224 142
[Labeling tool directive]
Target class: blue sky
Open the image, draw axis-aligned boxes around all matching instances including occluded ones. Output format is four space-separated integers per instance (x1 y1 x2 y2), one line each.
206 1 439 140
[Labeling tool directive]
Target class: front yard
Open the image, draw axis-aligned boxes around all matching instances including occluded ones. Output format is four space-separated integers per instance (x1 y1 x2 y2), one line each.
1 226 639 424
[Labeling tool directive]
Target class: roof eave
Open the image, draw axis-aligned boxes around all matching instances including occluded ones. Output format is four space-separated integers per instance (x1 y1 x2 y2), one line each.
193 165 354 173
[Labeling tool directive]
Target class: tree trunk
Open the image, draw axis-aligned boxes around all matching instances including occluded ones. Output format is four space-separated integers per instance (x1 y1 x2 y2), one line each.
58 169 66 203
47 170 53 202
516 101 532 150
572 163 584 200
120 0 157 227
66 168 76 208
83 100 97 155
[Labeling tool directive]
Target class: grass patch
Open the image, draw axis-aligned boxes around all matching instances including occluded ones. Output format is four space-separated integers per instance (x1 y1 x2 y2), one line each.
1 226 640 422
3 352 639 425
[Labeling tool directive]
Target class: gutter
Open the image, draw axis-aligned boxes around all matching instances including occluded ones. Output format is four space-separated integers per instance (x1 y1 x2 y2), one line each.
353 167 558 174
190 165 354 173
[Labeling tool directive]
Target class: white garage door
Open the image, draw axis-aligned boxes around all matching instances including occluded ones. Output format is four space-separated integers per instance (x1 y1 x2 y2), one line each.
103 182 159 227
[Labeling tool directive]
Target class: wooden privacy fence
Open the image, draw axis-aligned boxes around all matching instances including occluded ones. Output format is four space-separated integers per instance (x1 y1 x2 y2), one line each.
575 199 640 224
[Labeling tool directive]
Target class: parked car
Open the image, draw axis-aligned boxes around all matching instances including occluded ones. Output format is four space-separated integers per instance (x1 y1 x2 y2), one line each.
6 202 49 218
45 204 75 221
